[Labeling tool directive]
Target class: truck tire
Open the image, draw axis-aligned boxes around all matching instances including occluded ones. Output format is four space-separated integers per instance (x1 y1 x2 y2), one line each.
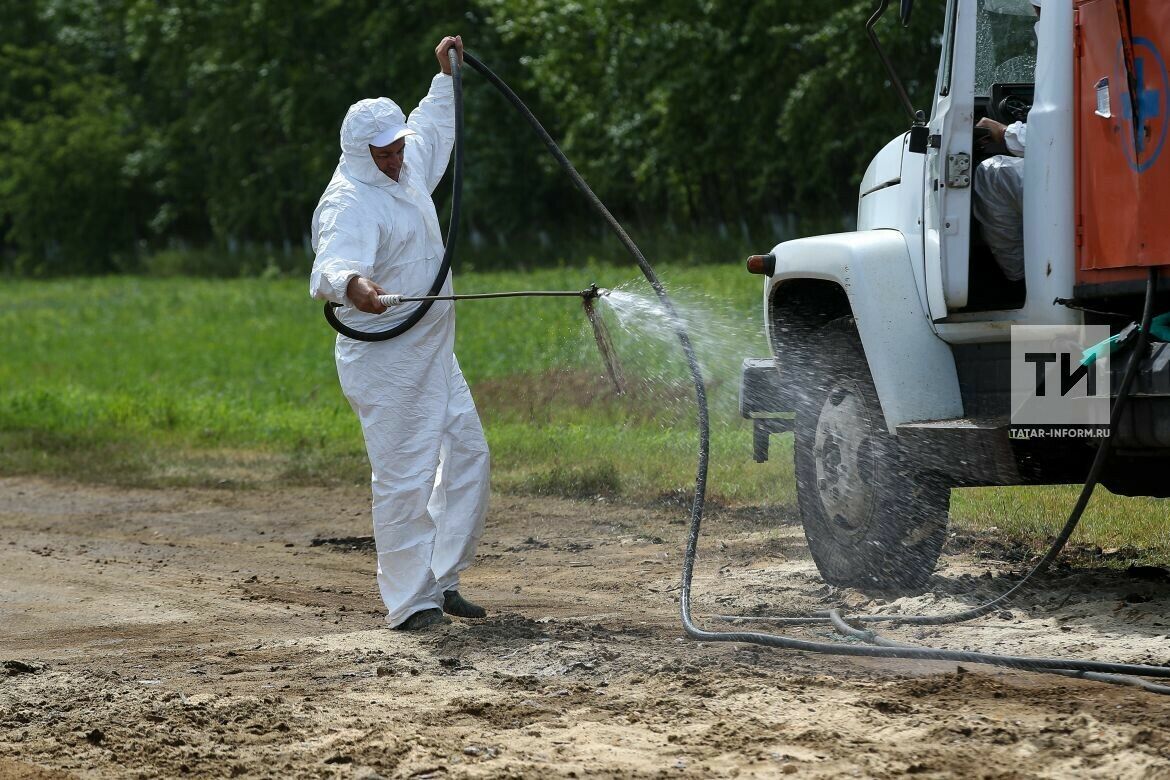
793 319 949 592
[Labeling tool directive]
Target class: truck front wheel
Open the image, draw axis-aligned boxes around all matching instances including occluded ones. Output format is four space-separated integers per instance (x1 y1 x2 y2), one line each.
793 320 949 592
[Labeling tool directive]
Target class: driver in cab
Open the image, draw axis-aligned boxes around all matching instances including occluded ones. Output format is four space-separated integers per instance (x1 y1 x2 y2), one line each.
972 0 1041 285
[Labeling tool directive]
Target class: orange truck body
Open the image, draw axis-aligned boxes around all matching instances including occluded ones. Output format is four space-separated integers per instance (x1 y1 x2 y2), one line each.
1076 0 1170 287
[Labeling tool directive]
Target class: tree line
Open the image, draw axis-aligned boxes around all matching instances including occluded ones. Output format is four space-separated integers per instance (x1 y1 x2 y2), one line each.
0 0 945 275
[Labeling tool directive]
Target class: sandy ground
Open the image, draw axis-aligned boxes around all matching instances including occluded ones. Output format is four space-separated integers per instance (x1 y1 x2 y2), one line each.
2 476 1170 779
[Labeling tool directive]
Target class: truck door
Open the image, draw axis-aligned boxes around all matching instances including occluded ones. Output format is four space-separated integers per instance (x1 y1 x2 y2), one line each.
923 0 977 318
925 0 1042 317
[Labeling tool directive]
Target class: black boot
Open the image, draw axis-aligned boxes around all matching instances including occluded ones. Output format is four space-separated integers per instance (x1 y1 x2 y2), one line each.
394 608 450 631
443 590 487 619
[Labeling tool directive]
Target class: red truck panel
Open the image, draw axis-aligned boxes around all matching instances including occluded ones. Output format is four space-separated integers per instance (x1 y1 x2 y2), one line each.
1076 0 1170 287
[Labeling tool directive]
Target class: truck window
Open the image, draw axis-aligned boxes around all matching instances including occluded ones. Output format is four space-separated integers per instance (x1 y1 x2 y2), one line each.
975 0 1038 96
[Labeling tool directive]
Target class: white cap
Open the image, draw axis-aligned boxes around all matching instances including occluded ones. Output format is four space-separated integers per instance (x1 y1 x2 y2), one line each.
370 123 416 147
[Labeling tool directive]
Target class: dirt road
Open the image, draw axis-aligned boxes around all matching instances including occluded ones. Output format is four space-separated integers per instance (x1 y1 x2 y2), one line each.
2 476 1169 778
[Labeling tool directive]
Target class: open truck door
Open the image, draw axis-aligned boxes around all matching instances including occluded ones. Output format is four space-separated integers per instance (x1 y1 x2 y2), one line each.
923 0 978 318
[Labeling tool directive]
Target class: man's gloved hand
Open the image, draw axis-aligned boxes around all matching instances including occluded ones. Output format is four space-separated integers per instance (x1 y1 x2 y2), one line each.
346 275 388 314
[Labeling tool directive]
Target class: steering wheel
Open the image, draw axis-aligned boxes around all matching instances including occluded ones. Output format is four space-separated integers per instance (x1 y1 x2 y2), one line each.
997 95 1030 124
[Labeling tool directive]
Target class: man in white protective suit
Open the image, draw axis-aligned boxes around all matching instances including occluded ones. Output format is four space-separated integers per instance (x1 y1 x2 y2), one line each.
310 35 491 632
972 0 1042 283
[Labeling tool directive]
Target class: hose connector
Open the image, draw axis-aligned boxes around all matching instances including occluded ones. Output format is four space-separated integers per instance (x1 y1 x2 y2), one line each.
377 294 404 308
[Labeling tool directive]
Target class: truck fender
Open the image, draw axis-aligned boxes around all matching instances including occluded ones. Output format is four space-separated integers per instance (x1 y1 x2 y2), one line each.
767 230 963 432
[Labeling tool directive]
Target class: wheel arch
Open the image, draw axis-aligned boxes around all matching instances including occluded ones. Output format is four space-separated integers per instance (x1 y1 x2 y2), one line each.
766 279 851 415
765 230 964 432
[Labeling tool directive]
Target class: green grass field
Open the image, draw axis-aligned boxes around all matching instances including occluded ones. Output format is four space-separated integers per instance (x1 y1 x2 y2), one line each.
0 262 784 496
2 263 1167 561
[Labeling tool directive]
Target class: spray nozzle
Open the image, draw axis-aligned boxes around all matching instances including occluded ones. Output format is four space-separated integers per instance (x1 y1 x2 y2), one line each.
582 283 611 301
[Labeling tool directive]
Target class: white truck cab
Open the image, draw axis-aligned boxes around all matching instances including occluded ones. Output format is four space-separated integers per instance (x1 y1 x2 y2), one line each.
740 0 1170 591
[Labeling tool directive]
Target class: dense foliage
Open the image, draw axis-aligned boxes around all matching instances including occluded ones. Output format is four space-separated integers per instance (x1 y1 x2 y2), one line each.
0 0 945 274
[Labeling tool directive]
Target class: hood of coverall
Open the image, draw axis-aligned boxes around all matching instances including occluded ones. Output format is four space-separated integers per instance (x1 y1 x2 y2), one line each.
338 97 413 187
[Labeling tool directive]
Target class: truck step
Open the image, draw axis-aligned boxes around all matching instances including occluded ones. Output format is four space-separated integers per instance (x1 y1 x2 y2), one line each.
897 416 1009 432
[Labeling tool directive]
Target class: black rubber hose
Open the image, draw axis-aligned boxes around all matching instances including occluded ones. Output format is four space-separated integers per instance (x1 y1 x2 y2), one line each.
322 47 464 342
462 49 712 558
378 51 1168 692
829 608 1170 694
681 271 1170 685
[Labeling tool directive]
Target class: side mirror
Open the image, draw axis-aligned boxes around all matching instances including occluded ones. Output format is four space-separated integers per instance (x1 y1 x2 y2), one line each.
900 0 913 25
908 124 929 154
907 109 929 154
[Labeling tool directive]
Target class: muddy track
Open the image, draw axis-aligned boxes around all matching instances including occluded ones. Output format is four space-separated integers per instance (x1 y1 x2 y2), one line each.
2 477 1169 779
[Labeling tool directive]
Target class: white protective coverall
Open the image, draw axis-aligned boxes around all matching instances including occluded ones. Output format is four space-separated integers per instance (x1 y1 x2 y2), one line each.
309 74 490 628
972 124 1027 281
